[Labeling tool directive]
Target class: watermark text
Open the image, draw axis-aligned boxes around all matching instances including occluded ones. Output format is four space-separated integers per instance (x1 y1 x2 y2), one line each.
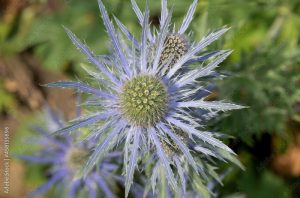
2 127 10 194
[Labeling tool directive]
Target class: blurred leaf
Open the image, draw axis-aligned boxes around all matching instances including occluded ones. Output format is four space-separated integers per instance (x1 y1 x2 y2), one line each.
0 84 14 111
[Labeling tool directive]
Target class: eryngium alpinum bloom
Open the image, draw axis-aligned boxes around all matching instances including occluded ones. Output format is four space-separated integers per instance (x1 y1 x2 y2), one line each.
47 0 245 196
18 109 120 198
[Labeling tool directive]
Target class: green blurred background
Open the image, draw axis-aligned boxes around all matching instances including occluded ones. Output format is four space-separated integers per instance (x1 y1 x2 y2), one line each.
0 0 300 197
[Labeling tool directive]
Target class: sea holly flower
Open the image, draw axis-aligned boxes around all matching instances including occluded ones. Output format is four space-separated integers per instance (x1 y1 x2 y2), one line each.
129 0 193 73
143 163 232 198
19 108 120 198
115 0 226 75
143 127 244 197
47 0 245 196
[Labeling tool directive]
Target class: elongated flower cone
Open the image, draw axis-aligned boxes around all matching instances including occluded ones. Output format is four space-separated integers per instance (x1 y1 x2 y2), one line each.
47 0 245 196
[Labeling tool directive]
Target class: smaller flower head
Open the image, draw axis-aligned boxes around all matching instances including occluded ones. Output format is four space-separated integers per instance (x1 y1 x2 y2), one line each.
160 33 190 69
19 108 119 198
160 128 188 157
146 125 244 197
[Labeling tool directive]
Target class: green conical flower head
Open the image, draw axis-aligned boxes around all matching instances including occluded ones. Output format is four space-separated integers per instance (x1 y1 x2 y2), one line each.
120 75 168 127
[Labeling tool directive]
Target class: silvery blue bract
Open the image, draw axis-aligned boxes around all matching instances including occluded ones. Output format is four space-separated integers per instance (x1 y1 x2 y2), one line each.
47 0 245 197
19 108 120 198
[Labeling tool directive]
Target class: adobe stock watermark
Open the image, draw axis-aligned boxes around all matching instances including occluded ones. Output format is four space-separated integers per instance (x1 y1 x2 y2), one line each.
2 127 10 194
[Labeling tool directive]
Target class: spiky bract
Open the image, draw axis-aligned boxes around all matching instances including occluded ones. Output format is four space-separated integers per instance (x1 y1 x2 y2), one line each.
47 0 245 197
18 109 119 198
160 128 189 157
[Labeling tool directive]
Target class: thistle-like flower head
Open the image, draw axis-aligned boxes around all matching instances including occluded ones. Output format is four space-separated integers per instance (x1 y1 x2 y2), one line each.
19 108 119 198
47 0 245 196
119 75 168 127
144 127 244 196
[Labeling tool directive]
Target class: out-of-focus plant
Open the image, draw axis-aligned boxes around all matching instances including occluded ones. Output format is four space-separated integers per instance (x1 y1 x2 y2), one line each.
217 43 300 143
1 0 102 70
199 0 300 143
0 84 14 112
18 107 124 198
195 0 300 197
